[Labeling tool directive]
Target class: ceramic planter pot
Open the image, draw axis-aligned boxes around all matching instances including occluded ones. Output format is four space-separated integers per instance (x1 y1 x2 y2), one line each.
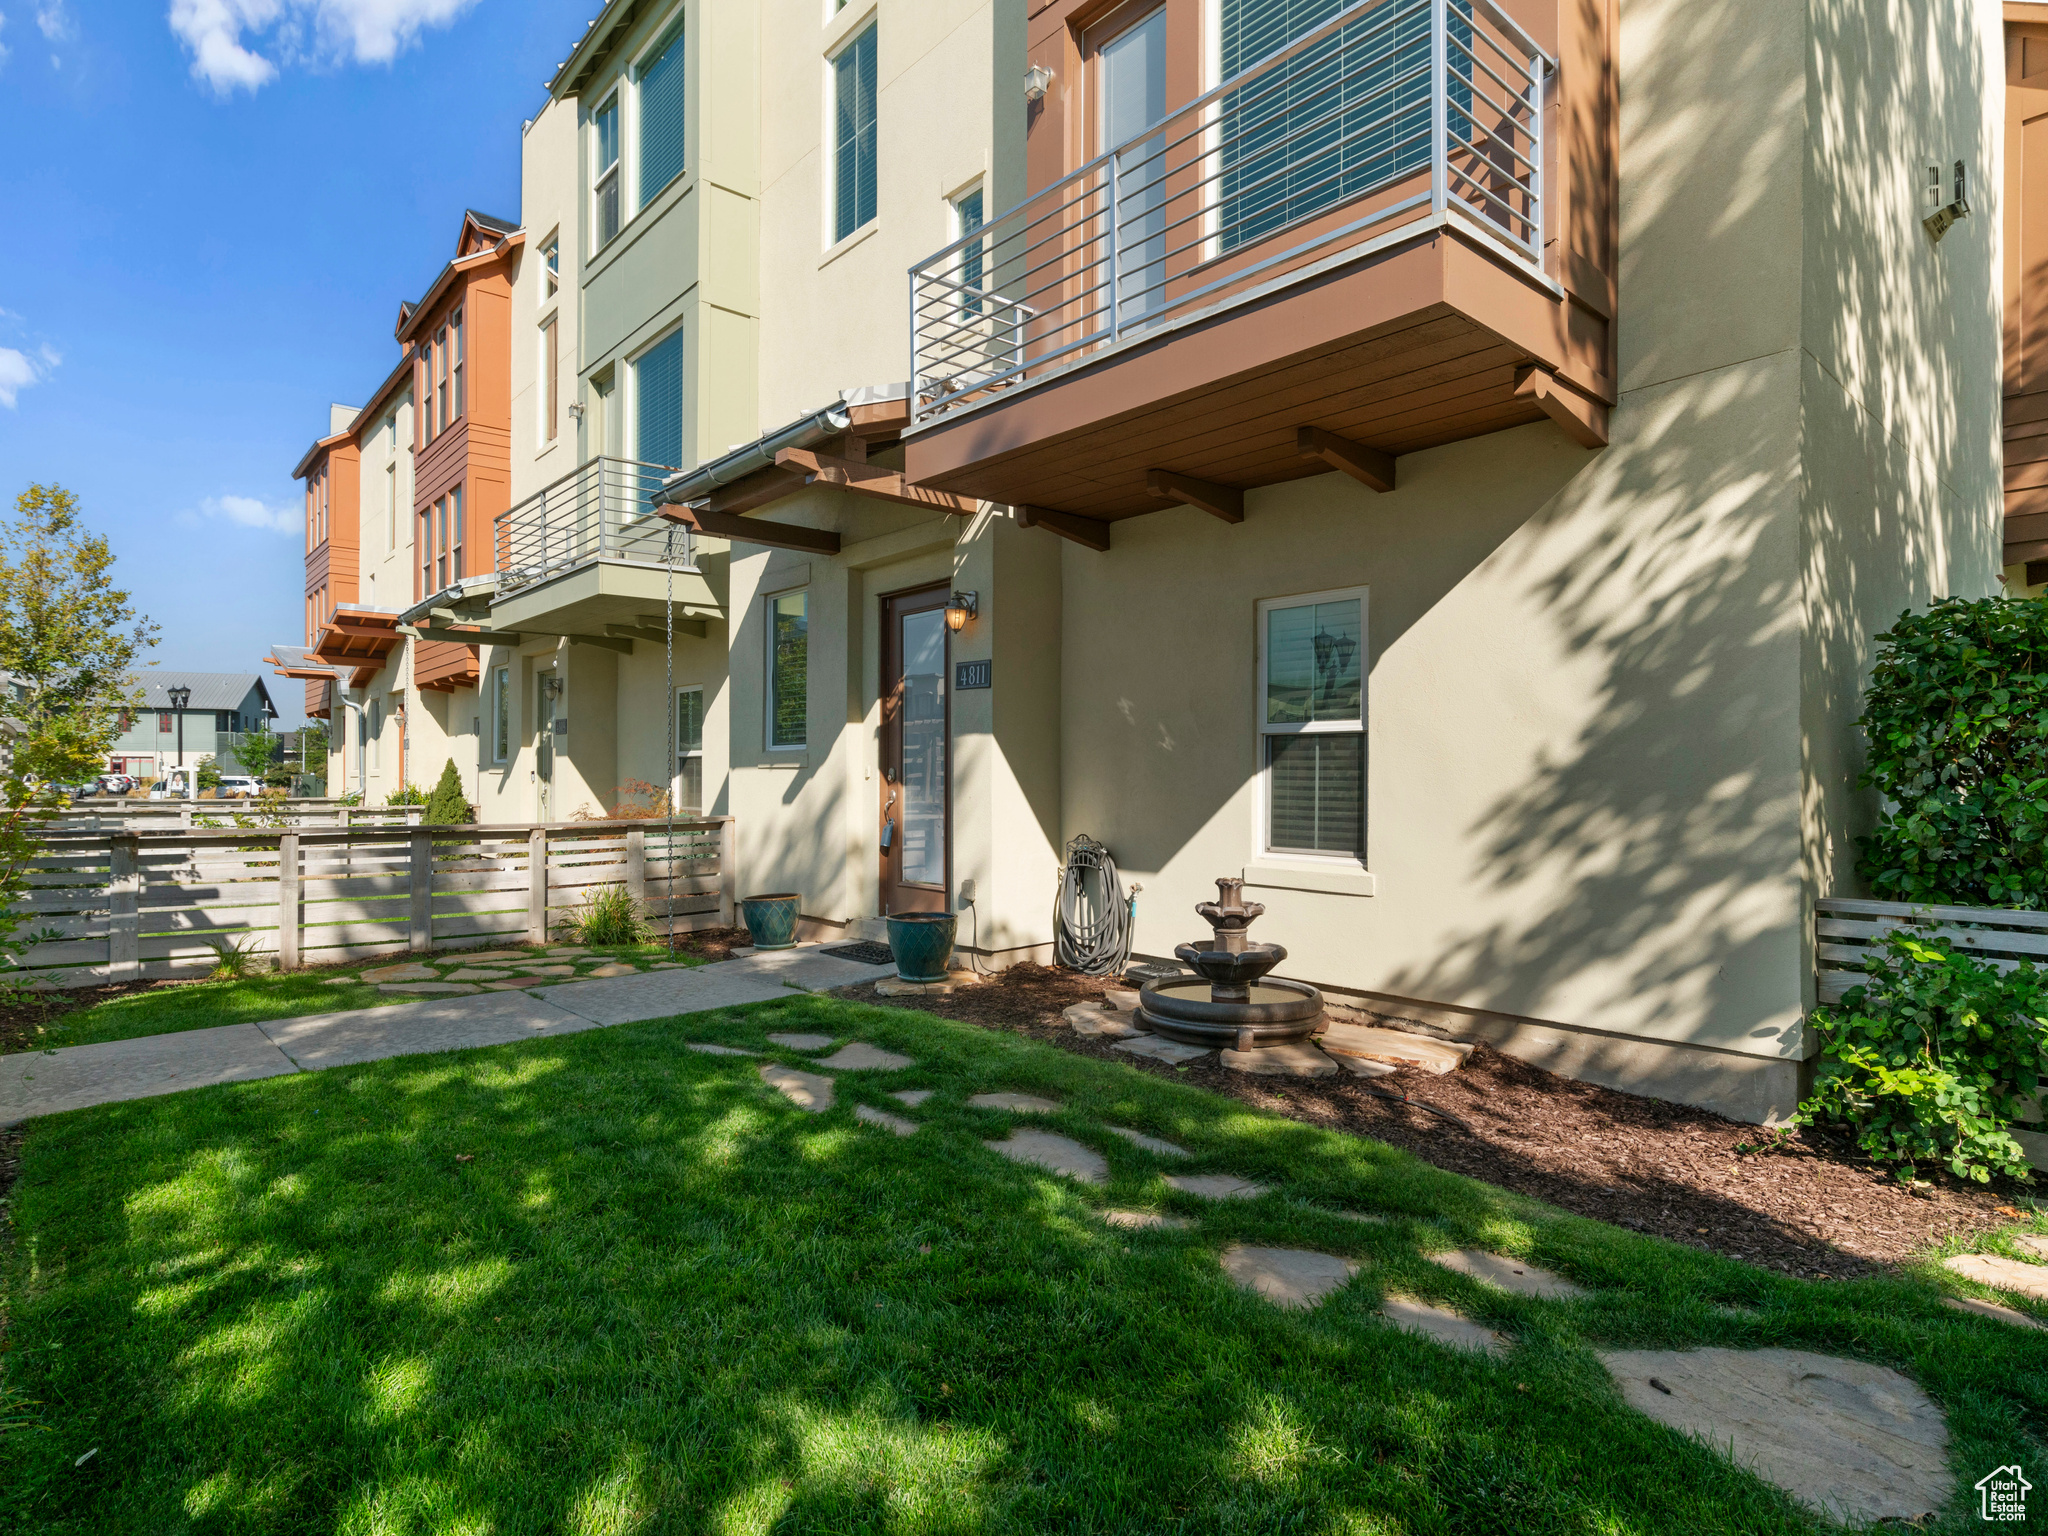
886 912 956 983
740 893 801 951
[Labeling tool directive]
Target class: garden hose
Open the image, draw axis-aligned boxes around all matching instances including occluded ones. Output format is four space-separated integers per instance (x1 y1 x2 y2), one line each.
1054 834 1138 976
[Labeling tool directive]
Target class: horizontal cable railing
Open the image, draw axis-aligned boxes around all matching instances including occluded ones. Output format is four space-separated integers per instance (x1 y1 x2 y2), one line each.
493 456 696 595
908 0 1550 424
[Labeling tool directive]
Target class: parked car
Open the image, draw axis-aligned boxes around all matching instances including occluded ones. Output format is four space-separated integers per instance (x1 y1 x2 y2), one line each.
98 773 134 795
216 776 262 798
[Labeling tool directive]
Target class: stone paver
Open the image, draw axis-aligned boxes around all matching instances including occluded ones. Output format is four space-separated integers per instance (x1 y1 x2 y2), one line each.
379 981 481 996
1105 1125 1188 1157
1943 1295 2047 1330
1115 1035 1212 1065
2016 1233 2048 1263
759 1063 834 1112
1429 1249 1588 1300
854 1104 919 1136
767 1032 836 1051
545 947 589 956
1065 1003 1142 1038
324 976 358 985
1221 1244 1360 1309
1104 987 1143 1011
1945 1252 2048 1301
816 1042 914 1071
363 962 439 983
1331 1053 1400 1079
1599 1347 1950 1525
685 1042 757 1056
985 1129 1108 1185
1381 1296 1505 1354
1318 1022 1472 1074
1219 1042 1337 1078
480 979 547 991
514 964 578 977
650 961 688 969
443 968 512 981
262 992 596 1070
1164 1173 1268 1200
876 971 978 997
969 1091 1061 1113
454 950 524 962
0 1024 297 1123
890 1089 936 1107
1102 1209 1191 1231
583 963 638 979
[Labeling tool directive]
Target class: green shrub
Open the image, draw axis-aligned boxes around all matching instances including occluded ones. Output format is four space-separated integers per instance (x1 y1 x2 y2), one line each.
1799 927 2048 1183
571 884 648 948
423 759 472 827
385 783 429 807
1857 595 2048 908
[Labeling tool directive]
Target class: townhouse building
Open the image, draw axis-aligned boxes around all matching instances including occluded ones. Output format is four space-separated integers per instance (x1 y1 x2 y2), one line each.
108 672 277 781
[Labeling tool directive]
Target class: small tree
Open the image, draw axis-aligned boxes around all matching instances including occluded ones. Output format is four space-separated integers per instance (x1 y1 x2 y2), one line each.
234 725 280 781
195 755 221 792
424 758 473 827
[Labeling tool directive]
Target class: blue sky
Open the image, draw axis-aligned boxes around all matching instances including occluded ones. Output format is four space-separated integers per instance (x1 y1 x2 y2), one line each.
0 0 591 724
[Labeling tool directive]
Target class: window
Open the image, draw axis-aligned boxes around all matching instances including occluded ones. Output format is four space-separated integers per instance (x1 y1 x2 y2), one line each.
158 713 172 734
951 184 985 316
449 309 464 422
448 485 463 579
832 22 878 241
676 686 704 812
594 94 622 247
768 590 808 750
385 456 397 548
491 666 511 762
542 236 560 299
638 15 687 209
435 325 450 434
634 327 685 469
542 317 559 443
1257 589 1365 858
421 487 465 594
369 698 382 769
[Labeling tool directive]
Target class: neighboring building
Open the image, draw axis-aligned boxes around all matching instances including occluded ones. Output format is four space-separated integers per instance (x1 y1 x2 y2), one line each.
110 672 277 779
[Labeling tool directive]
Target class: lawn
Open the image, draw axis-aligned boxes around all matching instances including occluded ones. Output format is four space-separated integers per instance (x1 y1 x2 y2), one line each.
3 942 702 1054
1 993 2041 1533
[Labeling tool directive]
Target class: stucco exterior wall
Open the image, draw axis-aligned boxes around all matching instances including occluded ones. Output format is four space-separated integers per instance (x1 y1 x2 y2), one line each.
513 98 579 498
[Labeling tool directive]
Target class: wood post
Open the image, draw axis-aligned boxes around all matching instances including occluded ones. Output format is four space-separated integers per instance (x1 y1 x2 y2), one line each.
408 829 432 953
527 825 549 945
278 831 300 971
626 827 646 915
108 833 140 982
718 818 737 928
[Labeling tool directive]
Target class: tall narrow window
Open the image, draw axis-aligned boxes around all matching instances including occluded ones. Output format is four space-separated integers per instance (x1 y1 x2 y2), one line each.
448 485 464 579
435 326 449 433
832 23 878 242
1258 589 1366 858
634 327 685 470
594 95 622 247
369 697 382 770
542 236 560 299
638 15 686 209
768 590 808 750
449 309 464 421
492 666 511 762
676 685 704 812
385 458 397 548
952 184 984 316
542 317 559 442
434 496 448 590
420 506 434 598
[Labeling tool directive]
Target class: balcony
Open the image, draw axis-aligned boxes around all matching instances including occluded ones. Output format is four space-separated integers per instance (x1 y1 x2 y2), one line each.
487 456 720 640
902 0 1612 540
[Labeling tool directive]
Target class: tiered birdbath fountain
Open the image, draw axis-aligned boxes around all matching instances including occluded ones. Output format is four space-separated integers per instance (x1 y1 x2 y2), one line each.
1136 878 1324 1051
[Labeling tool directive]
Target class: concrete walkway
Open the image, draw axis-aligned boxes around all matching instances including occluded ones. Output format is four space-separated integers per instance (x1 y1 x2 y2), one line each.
0 946 882 1125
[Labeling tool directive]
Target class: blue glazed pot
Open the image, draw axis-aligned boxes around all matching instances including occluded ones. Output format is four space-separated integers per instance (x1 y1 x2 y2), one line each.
886 912 957 983
741 893 802 951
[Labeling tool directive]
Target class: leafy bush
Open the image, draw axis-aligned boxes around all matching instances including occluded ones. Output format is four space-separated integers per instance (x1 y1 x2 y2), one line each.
1799 927 2048 1183
571 884 648 947
385 783 429 807
423 759 472 828
571 780 672 821
1857 595 2048 908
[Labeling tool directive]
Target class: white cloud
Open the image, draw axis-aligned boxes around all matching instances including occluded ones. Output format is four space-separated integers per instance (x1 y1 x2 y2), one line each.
0 343 56 408
0 13 11 70
34 0 69 41
198 494 299 533
168 0 476 94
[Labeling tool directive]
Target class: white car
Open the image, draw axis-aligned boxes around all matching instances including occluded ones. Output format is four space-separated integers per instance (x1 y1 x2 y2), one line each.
216 776 263 798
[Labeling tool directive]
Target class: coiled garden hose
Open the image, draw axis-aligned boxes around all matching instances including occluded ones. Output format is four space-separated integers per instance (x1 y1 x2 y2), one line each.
1054 834 1138 976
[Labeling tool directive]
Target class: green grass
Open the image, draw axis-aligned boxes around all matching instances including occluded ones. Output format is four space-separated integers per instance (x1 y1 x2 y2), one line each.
2 994 2042 1533
8 943 704 1054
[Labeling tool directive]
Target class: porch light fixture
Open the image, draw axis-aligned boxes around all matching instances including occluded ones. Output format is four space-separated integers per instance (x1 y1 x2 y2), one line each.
1923 160 1970 242
1024 64 1053 102
945 591 978 632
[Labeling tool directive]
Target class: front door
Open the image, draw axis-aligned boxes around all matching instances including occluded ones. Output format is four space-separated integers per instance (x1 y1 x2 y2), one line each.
880 586 950 914
535 670 558 821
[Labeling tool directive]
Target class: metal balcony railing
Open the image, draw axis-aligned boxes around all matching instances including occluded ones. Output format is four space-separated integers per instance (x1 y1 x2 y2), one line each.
908 0 1551 425
492 456 696 595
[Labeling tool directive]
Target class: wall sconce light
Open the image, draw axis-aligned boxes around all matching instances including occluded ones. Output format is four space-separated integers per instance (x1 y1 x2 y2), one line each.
1024 64 1053 102
1924 159 1970 242
567 401 586 421
945 591 978 632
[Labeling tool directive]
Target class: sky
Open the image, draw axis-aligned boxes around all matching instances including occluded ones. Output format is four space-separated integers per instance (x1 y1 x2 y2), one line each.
0 0 593 725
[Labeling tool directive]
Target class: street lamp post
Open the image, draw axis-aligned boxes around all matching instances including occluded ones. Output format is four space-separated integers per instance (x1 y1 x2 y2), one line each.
168 685 192 799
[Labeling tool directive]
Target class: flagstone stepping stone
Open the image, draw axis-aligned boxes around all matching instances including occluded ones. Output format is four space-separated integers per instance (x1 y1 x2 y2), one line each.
515 964 578 977
1598 1347 1950 1524
651 962 687 969
817 1042 915 1071
854 1104 919 1136
1381 1296 1506 1354
969 1091 1061 1113
1945 1252 2048 1301
545 947 588 956
454 950 524 962
1331 1054 1401 1079
1115 1035 1212 1064
1164 1173 1268 1200
1319 1022 1473 1075
766 1032 835 1051
1104 987 1143 1012
686 1042 758 1057
443 967 512 981
324 976 358 985
1944 1295 2047 1330
582 963 638 978
1221 1244 1361 1310
1220 1042 1338 1078
985 1130 1108 1186
1101 1209 1191 1231
363 962 439 983
1428 1249 1588 1300
1106 1126 1188 1157
379 981 481 995
1065 1002 1142 1038
890 1089 936 1107
759 1063 834 1112
480 979 548 990
2017 1233 2048 1262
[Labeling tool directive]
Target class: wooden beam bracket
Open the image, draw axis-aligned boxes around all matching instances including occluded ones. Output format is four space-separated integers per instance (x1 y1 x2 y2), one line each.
1297 426 1397 493
1513 365 1610 449
659 503 843 556
1145 469 1245 523
1019 504 1112 552
775 447 981 516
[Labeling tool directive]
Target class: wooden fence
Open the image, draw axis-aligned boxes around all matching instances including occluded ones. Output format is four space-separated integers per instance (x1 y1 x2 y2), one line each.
10 818 737 988
46 800 422 834
1815 896 2048 1002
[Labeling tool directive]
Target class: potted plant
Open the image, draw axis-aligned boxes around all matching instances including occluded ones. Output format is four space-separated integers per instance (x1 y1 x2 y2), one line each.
740 892 802 951
885 911 956 983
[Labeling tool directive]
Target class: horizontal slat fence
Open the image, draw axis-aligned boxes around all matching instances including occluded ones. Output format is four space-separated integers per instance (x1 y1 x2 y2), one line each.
45 800 422 834
7 818 736 988
1816 896 2048 1003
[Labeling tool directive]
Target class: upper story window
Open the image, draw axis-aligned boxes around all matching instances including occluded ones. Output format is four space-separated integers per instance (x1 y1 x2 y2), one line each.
542 235 560 300
594 94 622 247
449 309 464 422
831 22 878 242
420 486 465 596
950 184 984 317
634 326 685 469
1257 588 1365 860
637 15 687 211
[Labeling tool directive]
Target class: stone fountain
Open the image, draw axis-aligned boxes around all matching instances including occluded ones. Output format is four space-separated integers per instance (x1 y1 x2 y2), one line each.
1136 878 1324 1051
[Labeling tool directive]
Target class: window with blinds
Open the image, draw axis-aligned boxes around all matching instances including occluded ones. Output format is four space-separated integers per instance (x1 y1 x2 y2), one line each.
639 16 686 208
1258 590 1366 857
634 328 685 470
833 23 878 242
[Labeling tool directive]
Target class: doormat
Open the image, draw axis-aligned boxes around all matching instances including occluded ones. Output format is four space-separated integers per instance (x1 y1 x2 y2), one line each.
822 942 895 965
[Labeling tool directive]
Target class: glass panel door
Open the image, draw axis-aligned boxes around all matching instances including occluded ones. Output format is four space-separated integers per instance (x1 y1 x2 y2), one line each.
880 587 950 913
1101 8 1168 326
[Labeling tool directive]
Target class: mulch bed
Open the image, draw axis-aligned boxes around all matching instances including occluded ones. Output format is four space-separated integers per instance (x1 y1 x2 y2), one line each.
0 984 152 1057
838 963 2033 1279
658 926 753 964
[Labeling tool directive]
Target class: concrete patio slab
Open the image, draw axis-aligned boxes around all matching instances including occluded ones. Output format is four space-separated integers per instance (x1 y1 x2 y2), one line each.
985 1130 1107 1185
1221 1244 1360 1309
1429 1249 1589 1300
1105 1126 1188 1157
1381 1296 1505 1354
759 1063 834 1112
260 992 593 1069
0 1024 298 1124
816 1043 914 1071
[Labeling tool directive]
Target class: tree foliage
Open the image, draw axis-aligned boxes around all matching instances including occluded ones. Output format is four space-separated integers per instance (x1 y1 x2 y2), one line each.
424 758 472 827
1856 595 2048 908
234 725 281 781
